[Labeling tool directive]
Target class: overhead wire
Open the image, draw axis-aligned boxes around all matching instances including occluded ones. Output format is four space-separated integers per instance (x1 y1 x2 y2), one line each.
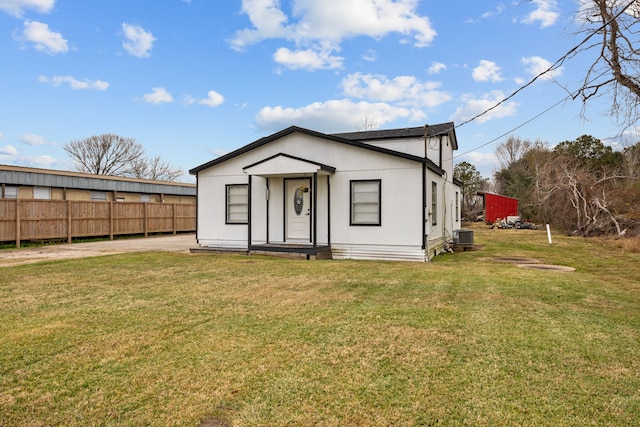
439 0 637 163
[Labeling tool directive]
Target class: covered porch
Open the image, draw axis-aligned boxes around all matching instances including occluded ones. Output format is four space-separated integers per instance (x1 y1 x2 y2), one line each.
243 153 335 259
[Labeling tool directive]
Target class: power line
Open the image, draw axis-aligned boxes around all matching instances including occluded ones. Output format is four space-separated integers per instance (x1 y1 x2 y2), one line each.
452 94 572 160
454 0 636 129
444 1 636 164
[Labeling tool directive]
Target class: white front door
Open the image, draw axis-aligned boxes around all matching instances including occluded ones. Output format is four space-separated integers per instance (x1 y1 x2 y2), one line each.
286 179 311 242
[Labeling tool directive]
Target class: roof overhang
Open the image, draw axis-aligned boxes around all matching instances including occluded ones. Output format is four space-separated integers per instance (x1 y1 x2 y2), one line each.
243 153 336 177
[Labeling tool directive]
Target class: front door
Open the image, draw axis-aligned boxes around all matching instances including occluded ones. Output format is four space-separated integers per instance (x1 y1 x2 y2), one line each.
286 178 311 242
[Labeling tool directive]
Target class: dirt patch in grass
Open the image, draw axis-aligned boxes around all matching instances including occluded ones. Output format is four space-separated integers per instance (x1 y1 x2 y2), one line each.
488 256 539 264
486 256 575 272
517 264 576 272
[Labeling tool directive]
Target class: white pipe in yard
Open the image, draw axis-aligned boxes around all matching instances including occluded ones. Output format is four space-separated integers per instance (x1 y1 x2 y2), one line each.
546 224 553 244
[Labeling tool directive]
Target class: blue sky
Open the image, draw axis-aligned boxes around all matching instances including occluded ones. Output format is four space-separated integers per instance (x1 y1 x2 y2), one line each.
0 0 630 182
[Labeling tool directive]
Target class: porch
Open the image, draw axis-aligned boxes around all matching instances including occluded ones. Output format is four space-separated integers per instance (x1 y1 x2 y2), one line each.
191 243 332 260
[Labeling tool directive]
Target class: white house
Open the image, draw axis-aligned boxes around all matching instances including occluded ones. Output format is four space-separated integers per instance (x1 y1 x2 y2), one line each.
189 123 462 261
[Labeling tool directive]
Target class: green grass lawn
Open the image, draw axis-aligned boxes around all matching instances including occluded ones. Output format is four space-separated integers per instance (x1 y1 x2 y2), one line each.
1 226 639 426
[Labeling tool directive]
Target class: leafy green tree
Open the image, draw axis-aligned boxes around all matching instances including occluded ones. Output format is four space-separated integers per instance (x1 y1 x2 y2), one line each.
453 161 489 220
554 135 623 173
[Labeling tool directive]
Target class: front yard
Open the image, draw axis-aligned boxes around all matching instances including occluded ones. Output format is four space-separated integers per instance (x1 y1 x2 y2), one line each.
1 226 639 426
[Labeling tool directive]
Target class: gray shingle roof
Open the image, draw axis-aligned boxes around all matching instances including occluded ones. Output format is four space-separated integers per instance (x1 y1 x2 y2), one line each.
331 122 455 142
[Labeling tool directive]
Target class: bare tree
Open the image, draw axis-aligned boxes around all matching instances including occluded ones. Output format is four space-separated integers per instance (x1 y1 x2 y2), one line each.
129 155 183 181
494 135 532 170
64 134 183 181
620 136 640 179
356 115 379 131
64 134 145 176
574 0 640 126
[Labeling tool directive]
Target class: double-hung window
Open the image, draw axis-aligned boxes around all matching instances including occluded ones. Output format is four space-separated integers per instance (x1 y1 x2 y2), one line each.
350 179 381 226
226 184 248 224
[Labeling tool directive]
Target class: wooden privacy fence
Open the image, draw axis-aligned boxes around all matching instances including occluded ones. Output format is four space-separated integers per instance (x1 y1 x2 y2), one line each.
0 199 196 248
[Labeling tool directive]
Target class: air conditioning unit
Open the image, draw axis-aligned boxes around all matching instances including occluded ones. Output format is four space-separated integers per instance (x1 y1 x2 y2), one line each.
454 229 474 247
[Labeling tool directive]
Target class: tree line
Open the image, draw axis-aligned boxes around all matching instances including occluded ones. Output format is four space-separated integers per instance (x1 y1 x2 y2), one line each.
455 134 640 237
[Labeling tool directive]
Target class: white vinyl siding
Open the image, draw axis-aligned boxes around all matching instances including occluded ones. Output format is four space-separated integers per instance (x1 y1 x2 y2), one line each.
350 180 381 226
226 184 248 224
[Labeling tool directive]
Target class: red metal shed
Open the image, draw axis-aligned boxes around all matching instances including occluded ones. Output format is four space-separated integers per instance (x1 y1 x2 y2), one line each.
478 191 519 224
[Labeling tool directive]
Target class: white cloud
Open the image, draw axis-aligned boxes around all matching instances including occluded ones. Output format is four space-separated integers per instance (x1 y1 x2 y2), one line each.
341 72 451 108
198 90 224 107
273 47 344 70
231 0 436 71
17 20 68 54
121 23 155 58
141 87 173 104
428 62 447 75
466 5 506 23
362 49 376 62
472 60 503 82
521 56 563 80
455 151 497 177
522 0 559 28
26 154 57 167
20 133 48 146
450 91 519 124
0 142 58 167
0 0 55 17
0 144 18 156
0 131 5 140
255 99 424 133
38 75 109 90
231 0 293 49
185 90 225 107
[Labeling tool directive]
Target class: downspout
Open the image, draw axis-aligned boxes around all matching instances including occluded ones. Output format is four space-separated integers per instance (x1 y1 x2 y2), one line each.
422 162 426 251
442 171 448 242
422 123 429 262
247 175 252 250
265 178 270 244
327 175 331 246
195 174 199 243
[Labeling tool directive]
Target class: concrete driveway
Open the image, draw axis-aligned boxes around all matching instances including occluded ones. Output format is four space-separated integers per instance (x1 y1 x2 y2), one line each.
0 234 197 267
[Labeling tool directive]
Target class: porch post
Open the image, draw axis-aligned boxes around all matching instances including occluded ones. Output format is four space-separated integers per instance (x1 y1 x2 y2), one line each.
313 172 318 249
247 175 252 249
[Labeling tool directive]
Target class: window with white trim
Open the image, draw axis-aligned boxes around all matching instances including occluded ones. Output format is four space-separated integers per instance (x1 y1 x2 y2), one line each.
226 184 248 224
140 194 150 202
350 179 381 226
